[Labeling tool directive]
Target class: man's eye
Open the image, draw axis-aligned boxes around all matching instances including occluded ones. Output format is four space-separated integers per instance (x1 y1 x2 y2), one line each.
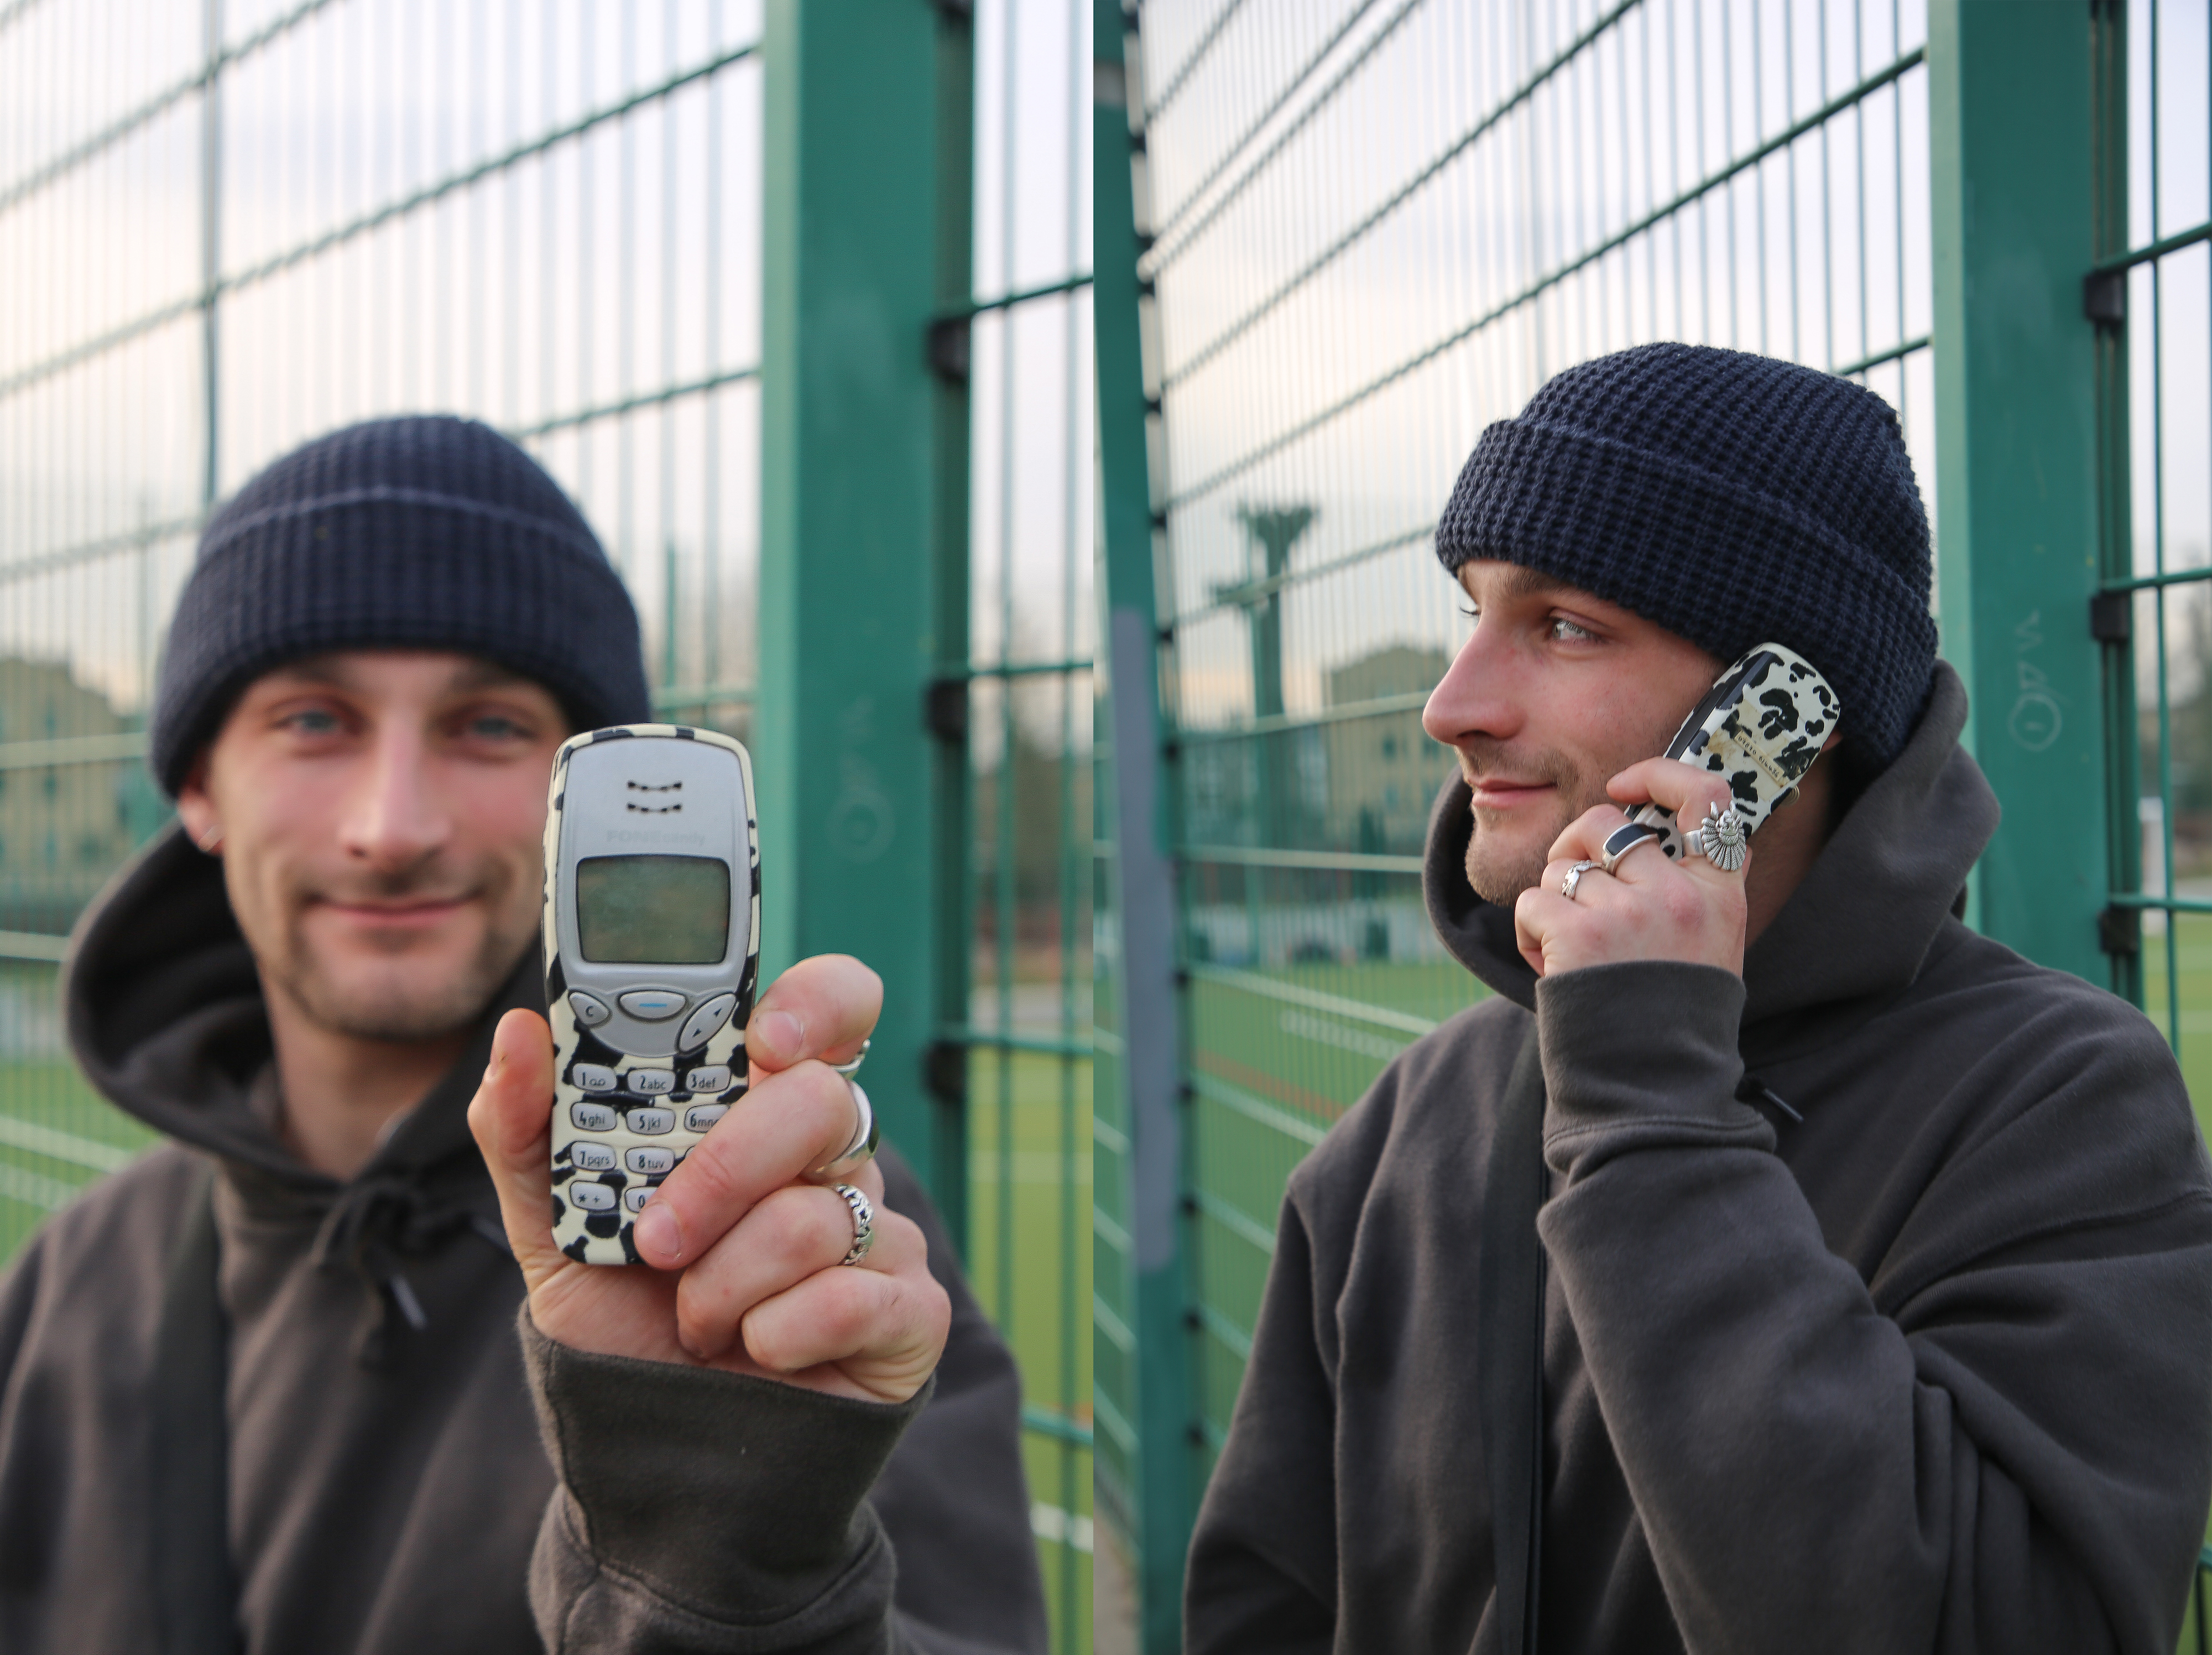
1549 617 1595 642
283 709 342 736
466 715 528 742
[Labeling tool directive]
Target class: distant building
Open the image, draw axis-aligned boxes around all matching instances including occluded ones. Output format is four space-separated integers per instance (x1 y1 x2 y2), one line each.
1322 644 1454 856
0 659 152 933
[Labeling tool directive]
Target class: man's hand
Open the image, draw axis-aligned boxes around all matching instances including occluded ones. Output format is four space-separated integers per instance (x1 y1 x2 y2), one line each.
468 955 950 1404
1514 758 1749 979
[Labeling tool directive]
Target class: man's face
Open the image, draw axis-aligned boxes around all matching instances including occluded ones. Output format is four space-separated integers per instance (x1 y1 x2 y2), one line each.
1421 561 1722 904
176 651 568 1045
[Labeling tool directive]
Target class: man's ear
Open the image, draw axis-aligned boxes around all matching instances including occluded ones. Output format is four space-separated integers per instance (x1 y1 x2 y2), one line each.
174 753 221 854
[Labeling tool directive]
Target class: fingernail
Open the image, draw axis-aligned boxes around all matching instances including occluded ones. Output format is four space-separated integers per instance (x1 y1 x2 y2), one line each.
635 1200 682 1263
755 1008 804 1063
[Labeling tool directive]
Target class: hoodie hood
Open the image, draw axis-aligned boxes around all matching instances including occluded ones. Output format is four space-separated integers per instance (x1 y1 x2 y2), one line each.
1423 659 1999 1032
62 822 539 1362
64 821 534 1189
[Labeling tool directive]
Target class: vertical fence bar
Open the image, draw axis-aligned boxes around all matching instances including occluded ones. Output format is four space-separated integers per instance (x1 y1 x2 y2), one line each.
1095 3 1193 1649
758 0 967 1205
1928 0 2107 983
201 0 224 508
928 0 975 1258
2088 0 2139 1009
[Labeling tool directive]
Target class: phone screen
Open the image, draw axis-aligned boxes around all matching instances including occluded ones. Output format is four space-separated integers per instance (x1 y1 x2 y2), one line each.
575 854 732 964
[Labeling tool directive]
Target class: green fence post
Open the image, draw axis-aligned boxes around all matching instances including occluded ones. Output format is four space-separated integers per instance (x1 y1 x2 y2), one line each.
1928 0 2110 985
758 0 969 1211
1095 3 1196 1649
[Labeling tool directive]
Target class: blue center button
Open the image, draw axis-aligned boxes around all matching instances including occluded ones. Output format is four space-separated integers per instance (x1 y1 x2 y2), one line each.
618 988 687 1021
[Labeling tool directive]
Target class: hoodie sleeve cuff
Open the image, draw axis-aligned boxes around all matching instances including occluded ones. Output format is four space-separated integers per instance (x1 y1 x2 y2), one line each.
1533 960 1771 1180
520 1307 931 1632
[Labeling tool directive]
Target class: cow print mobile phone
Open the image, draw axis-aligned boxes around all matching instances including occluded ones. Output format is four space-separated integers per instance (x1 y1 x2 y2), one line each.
1603 643 1841 871
542 725 761 1265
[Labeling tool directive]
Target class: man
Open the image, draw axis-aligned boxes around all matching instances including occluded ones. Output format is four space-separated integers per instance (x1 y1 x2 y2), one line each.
0 415 1046 1652
1185 344 2212 1653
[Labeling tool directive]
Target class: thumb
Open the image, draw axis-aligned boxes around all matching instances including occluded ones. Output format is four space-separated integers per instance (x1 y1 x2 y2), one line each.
466 1008 566 1287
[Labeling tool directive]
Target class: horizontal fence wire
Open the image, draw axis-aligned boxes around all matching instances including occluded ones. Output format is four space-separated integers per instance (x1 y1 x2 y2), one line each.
1 39 763 408
1127 0 1937 1533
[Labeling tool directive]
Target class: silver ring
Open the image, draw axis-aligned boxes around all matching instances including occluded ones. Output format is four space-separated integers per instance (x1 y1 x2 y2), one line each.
828 1038 869 1080
1600 821 1663 875
1559 859 1601 901
1689 802 1749 872
831 1182 875 1266
810 1080 879 1180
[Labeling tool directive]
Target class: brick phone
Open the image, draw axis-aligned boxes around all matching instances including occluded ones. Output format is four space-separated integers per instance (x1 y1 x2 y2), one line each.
542 725 760 1264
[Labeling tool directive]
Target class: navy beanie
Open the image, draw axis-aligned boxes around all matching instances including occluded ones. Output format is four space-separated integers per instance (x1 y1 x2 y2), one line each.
1434 342 1937 767
150 415 652 794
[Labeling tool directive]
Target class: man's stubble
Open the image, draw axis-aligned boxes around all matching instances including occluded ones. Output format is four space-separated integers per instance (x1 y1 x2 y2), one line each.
1457 740 1608 907
258 862 539 1045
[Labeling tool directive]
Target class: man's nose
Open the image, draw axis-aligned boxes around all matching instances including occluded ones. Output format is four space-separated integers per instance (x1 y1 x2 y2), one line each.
1422 622 1522 748
341 725 450 869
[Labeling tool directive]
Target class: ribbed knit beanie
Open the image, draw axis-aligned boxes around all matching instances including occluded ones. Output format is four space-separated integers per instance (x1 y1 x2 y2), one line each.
1434 342 1937 767
150 415 651 794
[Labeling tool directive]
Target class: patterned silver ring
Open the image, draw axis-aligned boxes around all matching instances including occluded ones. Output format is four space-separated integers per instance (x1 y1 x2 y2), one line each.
1600 821 1663 876
831 1182 875 1266
1559 859 1601 901
1689 802 1749 873
828 1038 869 1080
810 1081 879 1181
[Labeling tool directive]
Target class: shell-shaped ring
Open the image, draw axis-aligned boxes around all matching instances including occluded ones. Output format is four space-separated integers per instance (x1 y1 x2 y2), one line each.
1691 803 1749 873
1560 859 1601 901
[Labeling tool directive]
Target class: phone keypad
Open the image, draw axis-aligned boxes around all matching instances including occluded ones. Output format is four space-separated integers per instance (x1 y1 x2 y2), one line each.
555 1031 745 1257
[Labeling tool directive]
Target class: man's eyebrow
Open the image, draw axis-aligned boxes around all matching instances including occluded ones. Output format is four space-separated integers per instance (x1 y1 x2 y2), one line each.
446 660 535 694
255 655 537 696
1471 564 1585 605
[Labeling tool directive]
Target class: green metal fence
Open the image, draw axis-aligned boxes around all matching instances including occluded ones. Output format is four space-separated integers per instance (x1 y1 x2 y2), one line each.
1097 0 2212 1646
0 2 1089 1645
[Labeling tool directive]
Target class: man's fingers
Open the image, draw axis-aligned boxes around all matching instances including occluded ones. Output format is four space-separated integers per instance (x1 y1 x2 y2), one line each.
673 1175 915 1360
466 1009 564 1283
744 954 884 1075
1546 804 1630 870
629 1063 876 1268
1607 756 1737 824
736 1211 948 1404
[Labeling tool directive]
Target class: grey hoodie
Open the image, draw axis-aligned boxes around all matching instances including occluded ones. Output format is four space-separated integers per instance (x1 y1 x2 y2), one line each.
1185 663 2212 1654
0 825 1046 1653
